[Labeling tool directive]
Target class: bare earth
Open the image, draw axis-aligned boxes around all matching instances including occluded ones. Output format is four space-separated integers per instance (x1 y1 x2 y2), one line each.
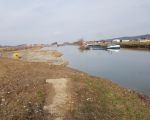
1 48 66 65
44 78 70 120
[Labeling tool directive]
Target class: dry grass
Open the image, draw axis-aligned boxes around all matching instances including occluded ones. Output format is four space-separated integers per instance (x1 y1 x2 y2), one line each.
0 46 44 52
116 41 150 49
67 75 150 120
0 58 149 120
0 58 79 120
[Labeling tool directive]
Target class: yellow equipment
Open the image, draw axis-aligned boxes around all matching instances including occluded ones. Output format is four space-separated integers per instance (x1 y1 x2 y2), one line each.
12 52 20 59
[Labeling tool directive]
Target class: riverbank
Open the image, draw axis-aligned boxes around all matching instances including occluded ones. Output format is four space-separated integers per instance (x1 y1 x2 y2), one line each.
117 41 150 50
79 41 150 50
0 56 150 119
0 44 45 52
0 47 67 66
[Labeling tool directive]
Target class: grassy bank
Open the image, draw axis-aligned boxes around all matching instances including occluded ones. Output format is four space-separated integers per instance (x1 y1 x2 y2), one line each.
0 58 149 120
116 41 150 50
68 75 150 120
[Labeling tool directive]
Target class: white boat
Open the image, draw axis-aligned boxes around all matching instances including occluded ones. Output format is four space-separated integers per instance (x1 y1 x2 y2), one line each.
107 44 120 49
107 49 120 52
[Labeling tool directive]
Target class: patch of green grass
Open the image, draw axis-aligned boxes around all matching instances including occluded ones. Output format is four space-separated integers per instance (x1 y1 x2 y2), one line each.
37 90 45 98
70 75 150 120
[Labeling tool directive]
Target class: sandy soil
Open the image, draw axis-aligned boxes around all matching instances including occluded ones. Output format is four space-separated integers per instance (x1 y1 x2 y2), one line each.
44 78 70 120
1 48 67 65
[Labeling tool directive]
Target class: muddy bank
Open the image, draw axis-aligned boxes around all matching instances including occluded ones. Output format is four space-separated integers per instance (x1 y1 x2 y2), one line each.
1 48 67 66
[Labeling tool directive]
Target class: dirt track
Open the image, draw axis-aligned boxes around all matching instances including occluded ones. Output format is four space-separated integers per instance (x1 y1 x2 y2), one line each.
44 78 70 120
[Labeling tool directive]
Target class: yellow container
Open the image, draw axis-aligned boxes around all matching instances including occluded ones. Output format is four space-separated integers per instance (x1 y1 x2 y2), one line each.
12 53 20 59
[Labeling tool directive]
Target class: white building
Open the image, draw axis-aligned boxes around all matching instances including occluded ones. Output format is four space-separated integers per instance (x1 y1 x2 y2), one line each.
121 40 130 42
112 39 121 42
112 39 130 42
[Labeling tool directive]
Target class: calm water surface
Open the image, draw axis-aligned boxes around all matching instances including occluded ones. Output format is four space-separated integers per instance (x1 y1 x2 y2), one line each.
53 46 150 96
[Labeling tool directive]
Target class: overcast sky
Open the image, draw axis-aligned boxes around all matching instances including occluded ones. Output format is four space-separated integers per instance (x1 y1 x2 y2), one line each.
0 0 150 45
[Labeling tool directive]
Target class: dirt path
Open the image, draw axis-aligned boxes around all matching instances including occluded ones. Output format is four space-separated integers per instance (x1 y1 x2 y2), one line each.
44 78 70 120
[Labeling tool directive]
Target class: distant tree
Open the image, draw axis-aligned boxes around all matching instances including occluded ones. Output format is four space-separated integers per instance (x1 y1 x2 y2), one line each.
73 38 84 46
51 42 58 46
141 37 146 40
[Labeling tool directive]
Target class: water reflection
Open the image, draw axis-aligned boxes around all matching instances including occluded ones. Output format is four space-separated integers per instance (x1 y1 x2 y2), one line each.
107 49 120 54
56 46 150 96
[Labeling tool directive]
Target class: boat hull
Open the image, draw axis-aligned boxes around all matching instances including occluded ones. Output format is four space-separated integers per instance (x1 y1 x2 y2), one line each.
88 45 107 50
86 44 120 50
107 47 120 49
107 45 120 49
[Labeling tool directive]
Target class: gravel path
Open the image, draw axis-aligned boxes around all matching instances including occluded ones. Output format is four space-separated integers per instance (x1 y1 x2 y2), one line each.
44 78 70 120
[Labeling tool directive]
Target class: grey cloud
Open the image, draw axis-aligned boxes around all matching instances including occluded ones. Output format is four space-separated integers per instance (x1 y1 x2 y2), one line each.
0 0 150 45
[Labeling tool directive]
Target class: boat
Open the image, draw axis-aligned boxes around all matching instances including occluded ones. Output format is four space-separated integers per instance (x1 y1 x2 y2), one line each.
88 45 106 50
106 44 120 49
85 44 107 50
83 44 120 50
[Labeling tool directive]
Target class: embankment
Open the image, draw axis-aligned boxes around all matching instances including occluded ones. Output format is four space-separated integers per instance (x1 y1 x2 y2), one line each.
0 45 45 52
0 58 149 120
0 48 67 66
79 41 150 50
118 42 150 50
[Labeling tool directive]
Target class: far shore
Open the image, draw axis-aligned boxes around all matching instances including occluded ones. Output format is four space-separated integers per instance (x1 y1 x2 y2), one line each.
118 41 150 50
76 40 150 50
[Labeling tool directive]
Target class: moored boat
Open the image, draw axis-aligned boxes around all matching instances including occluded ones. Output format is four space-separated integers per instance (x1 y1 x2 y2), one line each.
107 44 120 49
88 45 106 50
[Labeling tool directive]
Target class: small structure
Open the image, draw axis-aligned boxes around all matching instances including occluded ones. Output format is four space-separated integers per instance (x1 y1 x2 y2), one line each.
121 40 130 42
112 39 121 42
12 52 20 59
